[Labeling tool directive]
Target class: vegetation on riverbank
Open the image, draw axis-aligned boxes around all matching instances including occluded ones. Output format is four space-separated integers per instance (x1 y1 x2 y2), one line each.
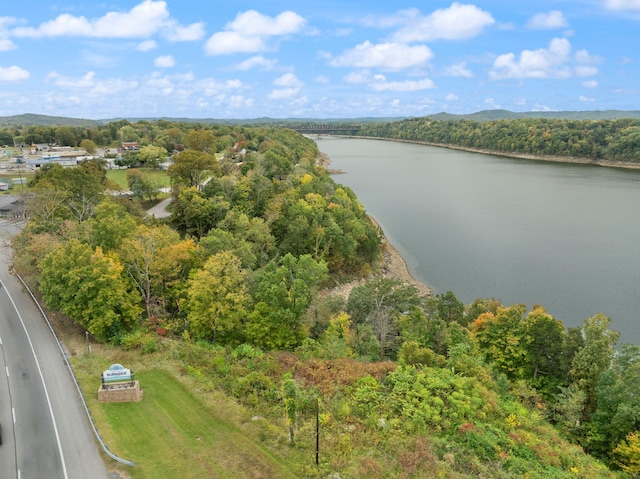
9 118 639 477
354 117 640 165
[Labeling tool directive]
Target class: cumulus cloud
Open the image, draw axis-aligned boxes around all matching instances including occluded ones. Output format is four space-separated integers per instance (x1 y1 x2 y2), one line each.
329 41 433 70
205 10 306 55
391 3 495 42
604 0 640 11
0 38 16 51
526 11 569 29
46 71 138 95
154 55 175 68
579 95 596 102
268 73 303 99
443 62 474 77
11 0 203 41
274 73 303 88
268 88 300 99
490 37 576 79
136 40 157 51
0 65 29 81
231 55 277 71
369 77 436 92
582 80 599 88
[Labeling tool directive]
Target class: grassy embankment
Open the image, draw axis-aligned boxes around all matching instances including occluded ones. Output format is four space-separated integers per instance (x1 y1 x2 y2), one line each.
71 341 300 479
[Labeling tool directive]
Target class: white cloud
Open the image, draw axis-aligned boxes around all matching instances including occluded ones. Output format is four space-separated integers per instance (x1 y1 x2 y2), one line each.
582 80 599 88
579 95 596 102
136 40 157 51
330 41 433 70
314 75 329 84
231 55 277 71
268 88 301 99
199 78 245 96
11 0 203 41
575 65 598 76
526 11 568 29
162 21 205 42
274 73 303 88
370 77 436 92
604 0 640 11
154 55 175 68
446 93 459 101
490 37 574 79
443 62 474 78
46 71 138 95
0 65 29 81
0 38 16 51
392 3 495 43
205 10 306 55
343 71 371 84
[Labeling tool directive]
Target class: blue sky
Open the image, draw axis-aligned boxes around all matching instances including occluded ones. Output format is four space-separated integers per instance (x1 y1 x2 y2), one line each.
0 0 638 119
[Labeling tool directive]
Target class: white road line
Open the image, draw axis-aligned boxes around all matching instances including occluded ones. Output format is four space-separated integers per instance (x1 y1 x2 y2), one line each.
2 281 68 479
5 366 8 378
12 407 16 424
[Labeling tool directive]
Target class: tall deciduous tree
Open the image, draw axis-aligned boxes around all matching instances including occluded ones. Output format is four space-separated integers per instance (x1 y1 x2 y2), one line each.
39 239 141 342
168 150 219 188
246 253 328 350
186 251 249 343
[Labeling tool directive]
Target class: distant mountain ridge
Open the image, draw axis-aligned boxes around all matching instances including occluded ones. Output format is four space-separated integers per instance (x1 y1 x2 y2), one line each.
425 109 640 121
1 110 640 127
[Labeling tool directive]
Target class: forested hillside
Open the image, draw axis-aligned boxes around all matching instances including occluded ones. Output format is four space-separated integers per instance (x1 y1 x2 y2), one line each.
8 119 639 477
355 117 640 164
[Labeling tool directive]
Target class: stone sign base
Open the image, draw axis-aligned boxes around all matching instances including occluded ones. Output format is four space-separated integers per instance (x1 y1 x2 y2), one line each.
97 380 143 403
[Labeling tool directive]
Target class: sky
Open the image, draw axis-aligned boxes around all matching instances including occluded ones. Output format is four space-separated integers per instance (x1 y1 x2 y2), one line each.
0 0 639 119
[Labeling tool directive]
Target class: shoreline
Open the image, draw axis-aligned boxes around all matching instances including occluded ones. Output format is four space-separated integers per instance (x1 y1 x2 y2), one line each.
327 135 640 171
318 151 432 299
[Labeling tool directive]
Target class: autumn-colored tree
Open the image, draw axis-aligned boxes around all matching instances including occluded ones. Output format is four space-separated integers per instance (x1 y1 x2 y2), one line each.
185 251 249 343
120 225 181 320
39 239 142 342
614 431 640 475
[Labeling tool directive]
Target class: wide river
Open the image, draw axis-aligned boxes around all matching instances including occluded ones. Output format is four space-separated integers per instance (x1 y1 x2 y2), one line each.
316 137 640 344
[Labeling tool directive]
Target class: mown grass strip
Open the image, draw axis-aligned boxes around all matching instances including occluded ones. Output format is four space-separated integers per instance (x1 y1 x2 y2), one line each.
80 368 296 479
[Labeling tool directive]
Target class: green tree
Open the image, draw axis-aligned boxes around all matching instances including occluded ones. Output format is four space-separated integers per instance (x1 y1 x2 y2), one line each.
569 313 619 417
183 129 216 153
185 251 249 343
246 253 328 350
137 144 168 168
120 225 181 321
79 139 98 155
168 150 219 188
39 239 142 342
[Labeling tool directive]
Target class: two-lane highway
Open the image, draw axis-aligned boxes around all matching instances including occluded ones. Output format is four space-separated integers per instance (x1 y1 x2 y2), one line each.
0 220 111 479
0 284 65 478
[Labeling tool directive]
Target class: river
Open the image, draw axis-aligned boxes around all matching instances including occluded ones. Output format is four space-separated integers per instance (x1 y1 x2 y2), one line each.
316 136 640 344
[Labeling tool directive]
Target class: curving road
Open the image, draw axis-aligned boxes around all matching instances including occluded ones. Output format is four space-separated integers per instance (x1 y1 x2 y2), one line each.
0 219 111 479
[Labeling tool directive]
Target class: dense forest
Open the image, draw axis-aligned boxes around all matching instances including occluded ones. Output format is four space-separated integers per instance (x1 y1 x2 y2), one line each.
8 119 640 477
354 117 640 164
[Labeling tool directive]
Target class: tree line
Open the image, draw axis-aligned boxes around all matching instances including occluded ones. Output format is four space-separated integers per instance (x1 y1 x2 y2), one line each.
353 117 640 163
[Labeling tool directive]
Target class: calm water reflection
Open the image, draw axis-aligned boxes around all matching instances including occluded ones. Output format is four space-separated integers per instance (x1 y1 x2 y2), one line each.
317 137 640 343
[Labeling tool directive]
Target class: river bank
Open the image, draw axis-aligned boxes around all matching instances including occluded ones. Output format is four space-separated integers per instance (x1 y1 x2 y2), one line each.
346 136 640 171
318 151 432 299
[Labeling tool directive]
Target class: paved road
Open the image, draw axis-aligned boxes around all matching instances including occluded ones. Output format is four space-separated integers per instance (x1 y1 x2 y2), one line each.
0 221 111 479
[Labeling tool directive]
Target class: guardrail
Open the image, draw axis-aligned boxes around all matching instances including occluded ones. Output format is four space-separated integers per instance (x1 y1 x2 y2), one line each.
13 269 135 467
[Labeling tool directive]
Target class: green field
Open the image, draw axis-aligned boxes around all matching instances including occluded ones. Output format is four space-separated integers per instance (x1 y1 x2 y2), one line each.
106 168 170 190
75 354 297 479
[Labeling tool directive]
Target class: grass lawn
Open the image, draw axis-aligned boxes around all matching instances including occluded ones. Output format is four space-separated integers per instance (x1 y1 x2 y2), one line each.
77 363 297 479
106 168 170 190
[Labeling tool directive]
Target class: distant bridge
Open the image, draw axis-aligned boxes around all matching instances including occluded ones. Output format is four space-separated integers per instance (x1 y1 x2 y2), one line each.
289 125 362 135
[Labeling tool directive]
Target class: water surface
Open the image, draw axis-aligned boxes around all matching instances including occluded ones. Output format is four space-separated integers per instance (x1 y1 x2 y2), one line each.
317 137 640 343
